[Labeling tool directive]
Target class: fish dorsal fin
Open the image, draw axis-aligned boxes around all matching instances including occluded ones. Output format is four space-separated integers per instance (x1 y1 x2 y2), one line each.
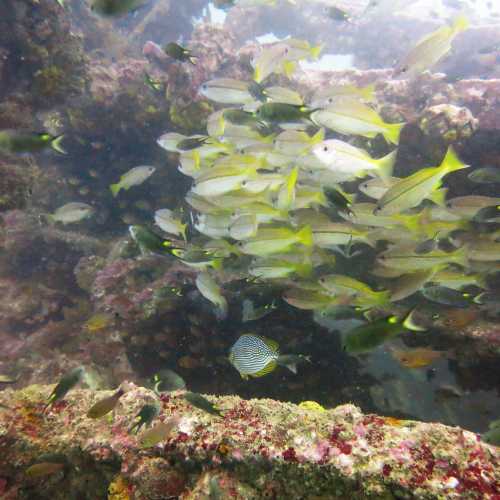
251 359 277 378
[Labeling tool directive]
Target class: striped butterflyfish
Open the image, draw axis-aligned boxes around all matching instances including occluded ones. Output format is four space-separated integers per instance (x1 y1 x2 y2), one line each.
229 334 311 379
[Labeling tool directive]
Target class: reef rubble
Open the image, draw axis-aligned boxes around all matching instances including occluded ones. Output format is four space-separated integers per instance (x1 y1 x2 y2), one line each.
0 384 498 499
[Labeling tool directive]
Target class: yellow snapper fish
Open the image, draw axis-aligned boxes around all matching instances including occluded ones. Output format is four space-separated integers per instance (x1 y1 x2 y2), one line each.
191 165 257 197
237 225 313 256
445 196 500 219
340 202 404 228
194 213 232 238
273 128 324 156
109 165 156 197
196 272 228 319
311 98 405 145
375 147 468 215
310 83 376 108
312 139 396 180
249 257 313 279
359 177 448 207
311 222 374 249
378 244 468 271
154 209 187 241
394 15 470 79
262 86 304 105
253 38 322 83
387 269 435 301
199 78 255 104
229 214 259 240
318 274 390 307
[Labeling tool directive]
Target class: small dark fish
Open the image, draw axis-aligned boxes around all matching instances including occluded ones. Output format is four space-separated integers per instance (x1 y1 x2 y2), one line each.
0 130 66 154
343 309 425 353
241 299 277 322
256 103 313 123
223 109 258 127
87 388 125 419
144 72 163 91
422 285 474 308
482 419 500 446
152 369 186 393
129 225 176 256
247 81 267 102
415 233 440 254
468 167 500 183
275 354 311 374
324 187 354 216
129 403 160 434
177 136 209 151
164 42 197 64
473 205 500 223
91 0 146 16
434 384 463 401
184 392 222 417
25 462 65 478
325 6 351 22
45 366 85 410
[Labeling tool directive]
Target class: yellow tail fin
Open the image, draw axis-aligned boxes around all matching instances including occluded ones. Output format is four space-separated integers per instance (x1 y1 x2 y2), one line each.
296 225 313 247
310 44 323 60
376 150 398 180
110 183 121 197
283 60 297 79
441 146 469 173
360 83 376 102
383 122 405 145
452 14 469 34
402 308 426 332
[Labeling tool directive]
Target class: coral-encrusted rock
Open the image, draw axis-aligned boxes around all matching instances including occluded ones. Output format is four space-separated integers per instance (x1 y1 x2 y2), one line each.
419 104 478 143
0 384 498 499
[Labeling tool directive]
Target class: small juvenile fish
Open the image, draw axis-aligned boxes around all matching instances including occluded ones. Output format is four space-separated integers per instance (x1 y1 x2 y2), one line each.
154 209 187 241
343 309 425 353
242 299 277 322
184 392 222 417
256 103 313 123
25 462 65 477
110 165 156 197
0 130 66 154
87 388 124 419
324 187 354 216
129 403 160 434
144 72 163 91
422 286 475 307
325 6 351 22
48 202 94 224
139 416 180 448
196 272 228 319
46 366 85 410
390 347 443 369
91 0 146 16
129 225 174 256
0 374 19 384
152 369 186 393
394 15 469 78
177 136 209 151
468 167 500 184
164 42 197 64
84 313 114 333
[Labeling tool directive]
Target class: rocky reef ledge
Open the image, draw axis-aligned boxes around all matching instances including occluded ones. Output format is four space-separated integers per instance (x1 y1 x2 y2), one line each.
0 384 498 499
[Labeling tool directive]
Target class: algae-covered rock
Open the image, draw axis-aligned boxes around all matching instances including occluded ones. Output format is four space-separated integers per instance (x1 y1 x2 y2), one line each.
0 384 498 498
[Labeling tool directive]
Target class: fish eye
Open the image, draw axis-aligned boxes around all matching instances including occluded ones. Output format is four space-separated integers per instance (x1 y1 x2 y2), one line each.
323 146 328 152
284 48 289 54
328 98 333 103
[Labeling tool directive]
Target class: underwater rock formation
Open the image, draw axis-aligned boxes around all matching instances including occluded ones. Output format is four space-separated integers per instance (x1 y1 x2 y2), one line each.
0 384 498 499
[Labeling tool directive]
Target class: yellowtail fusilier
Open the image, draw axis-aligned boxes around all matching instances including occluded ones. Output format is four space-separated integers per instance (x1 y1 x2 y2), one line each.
0 130 66 154
312 139 397 180
375 147 468 215
343 309 425 353
110 166 156 197
87 388 125 419
237 225 313 256
394 14 469 78
229 334 310 379
311 98 405 145
47 202 94 224
154 209 188 241
195 271 228 319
